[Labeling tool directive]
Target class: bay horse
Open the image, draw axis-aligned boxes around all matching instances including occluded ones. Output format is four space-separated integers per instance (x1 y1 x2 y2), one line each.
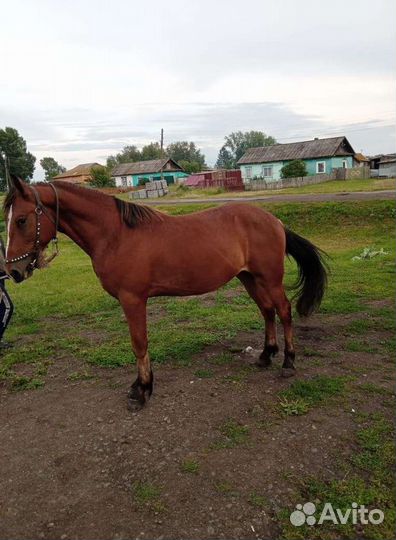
4 177 327 410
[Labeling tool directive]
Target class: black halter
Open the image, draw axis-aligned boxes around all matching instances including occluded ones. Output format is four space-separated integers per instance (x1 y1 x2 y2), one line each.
5 183 60 269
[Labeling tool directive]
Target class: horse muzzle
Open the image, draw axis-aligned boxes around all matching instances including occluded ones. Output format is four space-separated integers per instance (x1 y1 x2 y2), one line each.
10 268 25 283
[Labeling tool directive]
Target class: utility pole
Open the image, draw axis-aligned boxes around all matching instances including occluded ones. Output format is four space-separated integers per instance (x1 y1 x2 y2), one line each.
0 151 11 190
160 128 164 182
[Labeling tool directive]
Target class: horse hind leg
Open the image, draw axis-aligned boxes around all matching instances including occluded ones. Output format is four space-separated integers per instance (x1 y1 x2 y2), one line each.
272 287 296 377
238 272 279 367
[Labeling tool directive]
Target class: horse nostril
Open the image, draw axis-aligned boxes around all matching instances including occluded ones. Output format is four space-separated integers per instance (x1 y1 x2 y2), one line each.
11 269 24 283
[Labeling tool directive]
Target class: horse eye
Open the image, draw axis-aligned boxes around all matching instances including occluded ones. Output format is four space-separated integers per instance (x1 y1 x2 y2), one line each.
16 217 27 226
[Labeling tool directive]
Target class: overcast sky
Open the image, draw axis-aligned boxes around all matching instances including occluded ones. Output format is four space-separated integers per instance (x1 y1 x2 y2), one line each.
1 0 395 179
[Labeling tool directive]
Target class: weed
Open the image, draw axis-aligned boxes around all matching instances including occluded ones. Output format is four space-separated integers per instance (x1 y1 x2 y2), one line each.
132 481 164 512
279 397 309 416
212 419 249 449
181 459 200 474
249 492 268 508
280 376 348 408
194 369 213 379
11 376 44 391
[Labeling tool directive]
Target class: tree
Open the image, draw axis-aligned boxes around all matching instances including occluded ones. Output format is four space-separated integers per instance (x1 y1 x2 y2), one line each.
106 145 141 170
0 127 36 190
140 142 163 161
216 130 276 169
40 157 66 182
280 160 307 178
178 160 201 174
215 146 234 169
89 165 115 188
166 141 206 172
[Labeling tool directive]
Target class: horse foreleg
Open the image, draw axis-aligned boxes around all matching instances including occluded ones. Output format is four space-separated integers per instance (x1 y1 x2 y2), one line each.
120 294 153 410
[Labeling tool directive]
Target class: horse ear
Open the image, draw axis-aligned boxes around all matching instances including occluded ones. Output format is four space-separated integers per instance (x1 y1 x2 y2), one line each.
10 175 29 198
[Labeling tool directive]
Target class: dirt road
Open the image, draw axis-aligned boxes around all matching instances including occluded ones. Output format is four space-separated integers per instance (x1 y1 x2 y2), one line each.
146 189 395 206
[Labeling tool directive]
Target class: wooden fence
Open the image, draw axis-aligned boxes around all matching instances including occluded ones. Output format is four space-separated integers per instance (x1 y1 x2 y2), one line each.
245 167 369 191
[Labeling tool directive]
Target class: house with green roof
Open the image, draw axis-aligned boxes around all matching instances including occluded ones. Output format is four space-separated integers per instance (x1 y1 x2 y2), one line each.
237 136 356 182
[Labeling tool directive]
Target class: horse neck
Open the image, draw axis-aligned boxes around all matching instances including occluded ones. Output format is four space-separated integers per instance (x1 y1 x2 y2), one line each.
40 183 119 257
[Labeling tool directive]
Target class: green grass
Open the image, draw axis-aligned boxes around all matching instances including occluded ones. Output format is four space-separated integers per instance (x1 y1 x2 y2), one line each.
194 369 214 379
67 370 95 381
248 492 268 509
279 414 395 539
180 459 200 474
212 419 250 449
0 200 394 382
160 177 395 201
10 376 45 391
132 481 164 511
0 196 394 536
279 396 310 416
279 376 349 414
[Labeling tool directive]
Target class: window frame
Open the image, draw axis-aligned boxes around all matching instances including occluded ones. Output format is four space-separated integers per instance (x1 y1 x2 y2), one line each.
245 166 252 179
316 161 326 174
262 165 273 178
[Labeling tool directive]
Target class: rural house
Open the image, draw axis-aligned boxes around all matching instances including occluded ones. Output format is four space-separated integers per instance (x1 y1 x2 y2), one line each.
369 154 396 178
237 136 356 182
53 163 102 184
112 158 188 187
353 152 370 168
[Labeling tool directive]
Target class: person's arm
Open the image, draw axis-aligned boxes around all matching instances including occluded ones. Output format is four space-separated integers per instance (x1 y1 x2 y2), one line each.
0 236 6 275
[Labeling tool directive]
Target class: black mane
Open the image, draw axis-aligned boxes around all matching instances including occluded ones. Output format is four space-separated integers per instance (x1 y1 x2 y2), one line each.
2 180 161 228
114 197 162 228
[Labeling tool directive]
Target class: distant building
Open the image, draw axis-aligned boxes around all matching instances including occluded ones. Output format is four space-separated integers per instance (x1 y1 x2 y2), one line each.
237 136 355 182
353 153 370 168
53 163 101 184
369 154 396 178
112 158 188 187
184 169 243 190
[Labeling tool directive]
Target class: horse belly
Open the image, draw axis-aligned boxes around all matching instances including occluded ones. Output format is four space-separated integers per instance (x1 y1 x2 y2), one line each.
149 242 244 296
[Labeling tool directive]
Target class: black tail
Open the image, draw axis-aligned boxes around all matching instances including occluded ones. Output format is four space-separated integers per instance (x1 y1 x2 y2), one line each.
285 228 328 317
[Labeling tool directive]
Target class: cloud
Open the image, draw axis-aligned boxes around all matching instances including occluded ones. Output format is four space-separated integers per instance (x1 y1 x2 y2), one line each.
0 0 395 179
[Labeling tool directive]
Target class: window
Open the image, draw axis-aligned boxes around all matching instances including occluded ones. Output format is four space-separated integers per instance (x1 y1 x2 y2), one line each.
342 160 348 169
316 161 326 174
245 166 252 179
262 166 273 177
121 176 128 187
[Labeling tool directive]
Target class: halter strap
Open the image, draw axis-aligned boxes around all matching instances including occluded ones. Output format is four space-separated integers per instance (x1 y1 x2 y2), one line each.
5 182 60 265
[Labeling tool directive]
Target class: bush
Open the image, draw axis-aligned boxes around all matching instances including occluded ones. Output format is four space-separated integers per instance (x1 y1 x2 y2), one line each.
175 184 191 194
89 166 115 188
281 160 307 179
138 177 150 186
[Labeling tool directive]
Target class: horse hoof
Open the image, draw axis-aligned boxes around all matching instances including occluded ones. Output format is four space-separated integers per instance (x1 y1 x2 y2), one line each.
127 397 145 412
255 358 271 369
281 367 296 378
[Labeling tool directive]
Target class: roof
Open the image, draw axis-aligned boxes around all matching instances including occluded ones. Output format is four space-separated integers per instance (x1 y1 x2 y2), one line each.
53 163 101 179
237 137 355 165
354 152 369 162
379 154 396 164
112 158 182 176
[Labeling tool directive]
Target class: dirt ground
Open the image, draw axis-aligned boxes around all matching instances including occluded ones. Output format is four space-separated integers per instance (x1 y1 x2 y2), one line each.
0 308 394 540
